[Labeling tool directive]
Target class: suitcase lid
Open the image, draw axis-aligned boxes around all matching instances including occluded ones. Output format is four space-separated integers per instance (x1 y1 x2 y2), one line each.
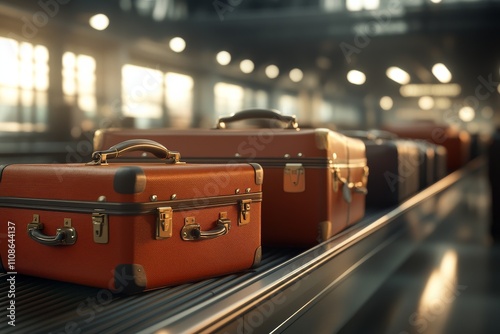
0 140 263 213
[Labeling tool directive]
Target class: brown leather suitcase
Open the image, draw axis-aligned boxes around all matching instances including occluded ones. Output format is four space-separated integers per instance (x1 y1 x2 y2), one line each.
0 140 262 293
383 122 470 172
93 109 369 247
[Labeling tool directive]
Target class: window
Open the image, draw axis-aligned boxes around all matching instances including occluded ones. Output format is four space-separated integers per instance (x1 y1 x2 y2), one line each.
165 72 193 128
62 52 97 117
0 37 49 134
214 82 244 117
278 94 299 117
122 64 164 128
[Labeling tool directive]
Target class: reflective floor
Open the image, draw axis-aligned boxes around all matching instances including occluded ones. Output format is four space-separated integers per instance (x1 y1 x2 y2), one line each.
337 167 500 334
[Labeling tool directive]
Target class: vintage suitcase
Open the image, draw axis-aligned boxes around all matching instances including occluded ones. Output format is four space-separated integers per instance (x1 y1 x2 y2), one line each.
93 109 369 247
0 139 263 293
383 122 470 172
342 130 421 208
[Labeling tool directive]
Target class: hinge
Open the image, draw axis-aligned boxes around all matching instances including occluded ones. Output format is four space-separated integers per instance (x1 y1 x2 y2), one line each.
156 207 173 240
283 163 305 193
92 212 109 244
239 199 252 225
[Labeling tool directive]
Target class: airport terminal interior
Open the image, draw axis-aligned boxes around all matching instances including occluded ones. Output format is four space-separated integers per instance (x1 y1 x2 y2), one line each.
0 0 500 333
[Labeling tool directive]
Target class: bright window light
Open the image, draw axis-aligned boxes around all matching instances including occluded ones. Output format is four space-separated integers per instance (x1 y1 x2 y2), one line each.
169 37 186 53
89 14 110 31
386 67 410 85
459 106 475 122
265 65 279 79
418 96 434 110
240 59 254 74
400 83 461 97
347 70 366 85
347 0 363 11
289 68 303 83
379 96 393 110
216 51 231 66
432 63 452 83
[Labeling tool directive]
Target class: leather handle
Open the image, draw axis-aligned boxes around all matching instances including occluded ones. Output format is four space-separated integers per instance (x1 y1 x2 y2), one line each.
216 109 298 129
181 214 231 241
27 216 77 246
89 139 181 165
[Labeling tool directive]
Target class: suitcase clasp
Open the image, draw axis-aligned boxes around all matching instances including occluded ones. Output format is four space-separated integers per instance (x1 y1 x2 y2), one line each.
156 207 173 240
239 199 252 225
284 163 305 193
92 212 109 244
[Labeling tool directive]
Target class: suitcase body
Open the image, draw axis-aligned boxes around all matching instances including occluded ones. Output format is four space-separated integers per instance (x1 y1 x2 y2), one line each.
342 130 421 207
0 140 262 292
383 123 470 172
94 111 368 247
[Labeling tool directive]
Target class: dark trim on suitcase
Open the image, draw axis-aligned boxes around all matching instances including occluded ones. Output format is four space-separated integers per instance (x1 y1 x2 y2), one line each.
113 166 147 194
0 193 263 215
114 264 147 294
0 164 8 182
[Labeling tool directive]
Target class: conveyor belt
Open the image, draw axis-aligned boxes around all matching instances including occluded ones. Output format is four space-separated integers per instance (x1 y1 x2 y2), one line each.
0 158 484 334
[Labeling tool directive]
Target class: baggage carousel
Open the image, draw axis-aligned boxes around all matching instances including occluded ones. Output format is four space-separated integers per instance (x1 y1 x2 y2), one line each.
1 157 497 333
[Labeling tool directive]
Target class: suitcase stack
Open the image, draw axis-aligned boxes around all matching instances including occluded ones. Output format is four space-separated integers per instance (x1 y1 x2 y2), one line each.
94 109 369 247
383 122 470 172
0 139 263 293
341 130 423 208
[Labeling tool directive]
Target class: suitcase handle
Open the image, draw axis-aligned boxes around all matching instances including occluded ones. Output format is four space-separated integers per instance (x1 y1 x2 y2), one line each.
216 109 298 130
27 215 77 246
89 139 181 165
181 213 231 241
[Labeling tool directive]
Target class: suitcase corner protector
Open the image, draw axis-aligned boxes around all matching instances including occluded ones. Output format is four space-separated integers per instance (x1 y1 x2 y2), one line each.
252 246 262 268
114 264 147 294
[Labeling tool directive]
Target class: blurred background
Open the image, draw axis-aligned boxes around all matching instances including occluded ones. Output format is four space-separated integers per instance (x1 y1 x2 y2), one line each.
0 0 499 161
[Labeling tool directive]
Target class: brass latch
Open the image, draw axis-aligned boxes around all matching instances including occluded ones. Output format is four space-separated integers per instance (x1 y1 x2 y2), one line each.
239 199 252 226
284 163 305 193
156 207 173 240
92 212 109 244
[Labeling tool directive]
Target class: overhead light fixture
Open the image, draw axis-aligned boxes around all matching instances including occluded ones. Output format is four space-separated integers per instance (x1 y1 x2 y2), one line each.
400 83 461 97
418 96 434 110
379 96 393 110
265 65 279 79
240 59 254 74
216 51 231 66
89 14 109 31
386 67 410 85
289 68 303 82
459 106 475 122
432 63 452 83
347 70 366 85
169 37 186 53
430 0 442 3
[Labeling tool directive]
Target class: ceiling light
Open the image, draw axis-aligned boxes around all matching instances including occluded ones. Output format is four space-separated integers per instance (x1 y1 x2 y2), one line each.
89 14 109 31
430 0 442 3
379 96 393 110
216 51 231 66
240 59 254 74
347 70 366 85
289 68 303 82
386 67 410 85
400 83 461 97
169 37 186 53
418 96 434 110
432 63 452 83
459 106 475 122
265 65 279 79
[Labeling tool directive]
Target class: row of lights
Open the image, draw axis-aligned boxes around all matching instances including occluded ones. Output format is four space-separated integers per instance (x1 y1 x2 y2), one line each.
89 14 304 83
347 63 452 86
217 51 304 82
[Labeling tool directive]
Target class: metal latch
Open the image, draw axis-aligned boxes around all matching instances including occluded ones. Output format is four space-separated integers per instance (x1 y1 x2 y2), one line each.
239 199 252 226
284 163 305 193
92 212 109 244
156 207 173 240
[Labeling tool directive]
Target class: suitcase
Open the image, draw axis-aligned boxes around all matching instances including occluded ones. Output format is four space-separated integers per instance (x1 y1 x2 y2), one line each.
0 139 263 293
383 122 471 172
93 109 369 247
342 130 421 208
